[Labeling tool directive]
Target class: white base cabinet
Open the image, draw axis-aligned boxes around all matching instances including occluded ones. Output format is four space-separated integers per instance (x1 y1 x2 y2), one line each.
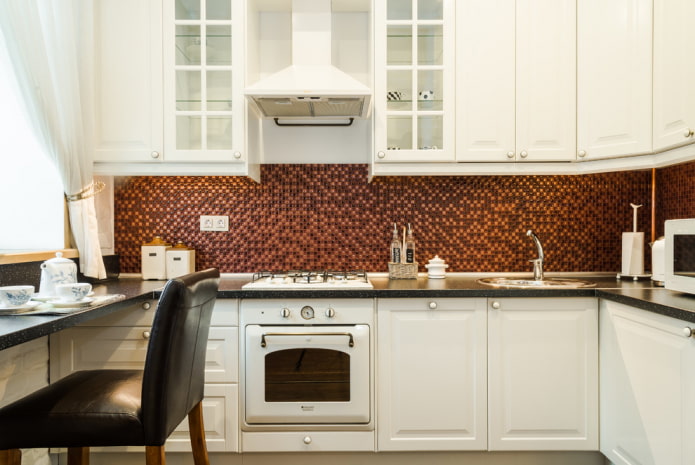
488 297 598 451
49 299 240 453
377 298 487 451
600 300 695 465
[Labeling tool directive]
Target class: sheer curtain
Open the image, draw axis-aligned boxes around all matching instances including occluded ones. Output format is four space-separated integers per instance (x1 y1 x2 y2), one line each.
0 0 106 279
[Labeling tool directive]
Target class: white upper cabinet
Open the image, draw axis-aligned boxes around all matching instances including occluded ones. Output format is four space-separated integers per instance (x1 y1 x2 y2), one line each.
91 0 164 164
457 0 576 163
653 0 695 152
577 0 652 160
373 0 456 163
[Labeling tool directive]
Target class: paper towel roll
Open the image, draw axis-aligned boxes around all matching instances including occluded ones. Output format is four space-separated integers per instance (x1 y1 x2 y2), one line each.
622 232 644 276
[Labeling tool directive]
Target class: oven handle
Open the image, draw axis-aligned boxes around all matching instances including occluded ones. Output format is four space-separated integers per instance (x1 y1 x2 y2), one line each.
260 332 355 348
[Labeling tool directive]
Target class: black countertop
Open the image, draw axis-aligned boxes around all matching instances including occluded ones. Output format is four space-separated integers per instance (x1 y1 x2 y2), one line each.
3 274 695 350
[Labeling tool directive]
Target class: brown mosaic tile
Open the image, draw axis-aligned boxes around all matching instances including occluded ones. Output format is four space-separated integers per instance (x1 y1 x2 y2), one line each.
113 165 654 274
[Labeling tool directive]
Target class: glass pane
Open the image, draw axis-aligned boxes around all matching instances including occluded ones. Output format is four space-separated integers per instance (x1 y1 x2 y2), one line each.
387 115 413 150
417 69 442 111
176 116 201 150
207 116 233 149
387 70 412 111
418 25 443 66
207 71 232 110
176 70 201 111
176 0 200 20
206 25 232 66
417 115 443 150
265 349 350 402
206 0 231 20
387 25 412 66
417 0 443 20
387 0 412 20
176 25 201 66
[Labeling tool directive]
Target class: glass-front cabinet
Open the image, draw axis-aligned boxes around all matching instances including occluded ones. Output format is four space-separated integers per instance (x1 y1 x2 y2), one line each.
163 0 245 163
374 0 455 163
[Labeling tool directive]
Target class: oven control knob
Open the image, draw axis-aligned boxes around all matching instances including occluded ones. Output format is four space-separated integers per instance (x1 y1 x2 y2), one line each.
300 306 315 320
303 436 312 445
281 308 291 318
325 307 336 318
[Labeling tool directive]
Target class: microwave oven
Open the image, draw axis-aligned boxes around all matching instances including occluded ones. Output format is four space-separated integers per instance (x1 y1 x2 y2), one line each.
665 219 695 294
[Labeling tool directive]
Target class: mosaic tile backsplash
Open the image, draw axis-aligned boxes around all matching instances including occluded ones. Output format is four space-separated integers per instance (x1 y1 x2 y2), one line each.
113 165 656 274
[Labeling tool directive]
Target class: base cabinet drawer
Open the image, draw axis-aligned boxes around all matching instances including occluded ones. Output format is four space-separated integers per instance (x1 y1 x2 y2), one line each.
241 431 375 452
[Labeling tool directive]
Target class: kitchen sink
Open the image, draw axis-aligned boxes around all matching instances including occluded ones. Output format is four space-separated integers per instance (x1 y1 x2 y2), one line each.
476 277 596 289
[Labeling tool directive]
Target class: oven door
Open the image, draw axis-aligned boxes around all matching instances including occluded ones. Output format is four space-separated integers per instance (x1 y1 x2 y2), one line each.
244 324 370 424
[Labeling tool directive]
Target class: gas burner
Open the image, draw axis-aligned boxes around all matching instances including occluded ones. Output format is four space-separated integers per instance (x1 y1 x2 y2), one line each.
243 270 373 289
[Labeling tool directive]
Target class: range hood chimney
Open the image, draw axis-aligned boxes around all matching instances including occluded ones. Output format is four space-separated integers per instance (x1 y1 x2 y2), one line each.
245 0 372 122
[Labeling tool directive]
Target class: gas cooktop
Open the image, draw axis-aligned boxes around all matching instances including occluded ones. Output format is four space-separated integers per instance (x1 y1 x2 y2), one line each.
242 270 373 289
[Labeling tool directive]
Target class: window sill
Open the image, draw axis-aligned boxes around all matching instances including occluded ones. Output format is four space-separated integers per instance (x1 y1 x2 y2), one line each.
0 249 78 265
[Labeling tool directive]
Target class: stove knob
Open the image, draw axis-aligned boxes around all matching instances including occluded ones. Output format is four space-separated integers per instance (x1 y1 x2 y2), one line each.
325 307 336 318
281 308 291 318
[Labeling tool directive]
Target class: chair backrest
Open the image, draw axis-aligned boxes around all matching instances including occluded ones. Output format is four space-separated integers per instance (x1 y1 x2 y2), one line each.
140 268 220 445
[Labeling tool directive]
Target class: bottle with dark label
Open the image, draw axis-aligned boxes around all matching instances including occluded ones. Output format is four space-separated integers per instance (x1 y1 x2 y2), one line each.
405 223 415 263
390 223 402 263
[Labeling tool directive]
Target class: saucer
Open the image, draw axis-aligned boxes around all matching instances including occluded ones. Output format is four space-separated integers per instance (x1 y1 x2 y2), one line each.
33 292 94 302
0 301 41 315
48 297 95 308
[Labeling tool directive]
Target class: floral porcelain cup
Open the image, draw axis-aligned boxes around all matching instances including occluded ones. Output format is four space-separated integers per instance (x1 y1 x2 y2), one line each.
0 286 35 307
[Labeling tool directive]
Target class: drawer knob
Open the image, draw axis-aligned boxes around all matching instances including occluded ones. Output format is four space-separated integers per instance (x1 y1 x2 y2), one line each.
233 151 242 159
506 151 515 159
142 301 152 311
520 150 528 158
578 150 587 158
683 327 694 338
142 331 151 340
428 301 437 310
684 128 694 138
491 301 501 310
303 436 312 445
377 151 386 159
150 151 160 159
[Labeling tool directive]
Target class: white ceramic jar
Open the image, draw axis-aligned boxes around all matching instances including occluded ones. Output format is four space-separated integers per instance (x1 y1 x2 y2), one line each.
39 252 77 297
425 255 449 279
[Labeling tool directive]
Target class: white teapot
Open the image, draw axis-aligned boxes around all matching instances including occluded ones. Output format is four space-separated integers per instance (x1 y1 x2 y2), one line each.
39 252 77 297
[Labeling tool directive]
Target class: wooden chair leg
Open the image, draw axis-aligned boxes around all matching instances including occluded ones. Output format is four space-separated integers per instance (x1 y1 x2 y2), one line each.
145 446 165 465
0 449 21 465
67 446 89 465
188 401 210 465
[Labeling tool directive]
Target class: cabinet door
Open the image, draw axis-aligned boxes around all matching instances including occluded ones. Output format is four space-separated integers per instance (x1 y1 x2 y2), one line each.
377 298 487 451
163 0 245 163
653 0 695 152
577 0 652 160
600 300 695 465
374 0 455 163
455 0 515 162
516 0 576 162
91 0 163 163
488 297 598 451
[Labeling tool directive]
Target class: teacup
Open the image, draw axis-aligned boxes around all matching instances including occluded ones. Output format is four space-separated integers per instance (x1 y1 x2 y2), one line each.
0 285 35 307
55 283 92 302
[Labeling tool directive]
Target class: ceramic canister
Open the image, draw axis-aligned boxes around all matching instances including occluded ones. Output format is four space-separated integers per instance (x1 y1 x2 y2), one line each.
141 236 171 280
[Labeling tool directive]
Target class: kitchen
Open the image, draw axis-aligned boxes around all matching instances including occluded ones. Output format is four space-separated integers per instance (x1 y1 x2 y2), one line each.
1 0 695 464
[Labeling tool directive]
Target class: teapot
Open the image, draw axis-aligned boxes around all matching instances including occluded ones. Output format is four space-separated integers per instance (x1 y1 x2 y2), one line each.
39 252 77 297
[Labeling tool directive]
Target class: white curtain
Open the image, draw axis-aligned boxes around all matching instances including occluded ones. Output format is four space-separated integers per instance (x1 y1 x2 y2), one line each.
0 0 106 279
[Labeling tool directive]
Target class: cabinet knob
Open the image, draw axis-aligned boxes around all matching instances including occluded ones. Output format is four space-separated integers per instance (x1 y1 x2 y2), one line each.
377 151 386 159
325 307 335 318
428 301 437 310
578 150 587 158
150 151 160 159
685 128 694 138
142 331 151 340
233 151 242 159
141 301 152 311
520 150 528 158
683 327 694 338
491 301 501 310
506 151 515 159
303 436 312 445
281 308 291 318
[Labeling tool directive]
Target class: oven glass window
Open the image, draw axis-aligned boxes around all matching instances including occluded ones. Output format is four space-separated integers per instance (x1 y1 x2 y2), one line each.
674 235 695 277
265 348 350 402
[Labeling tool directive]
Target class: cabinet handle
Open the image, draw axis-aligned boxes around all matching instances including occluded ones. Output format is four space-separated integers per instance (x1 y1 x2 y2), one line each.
578 150 587 158
491 301 501 310
506 151 515 159
683 327 694 338
303 436 312 445
141 301 152 311
428 301 437 310
685 129 694 138
150 151 160 159
142 331 151 340
377 151 386 159
520 150 528 158
233 151 242 159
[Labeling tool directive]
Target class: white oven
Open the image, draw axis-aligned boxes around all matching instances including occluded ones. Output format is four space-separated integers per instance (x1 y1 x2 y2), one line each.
240 298 374 432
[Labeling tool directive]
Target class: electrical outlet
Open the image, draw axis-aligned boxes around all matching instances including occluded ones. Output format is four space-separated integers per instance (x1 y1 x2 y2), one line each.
200 215 229 232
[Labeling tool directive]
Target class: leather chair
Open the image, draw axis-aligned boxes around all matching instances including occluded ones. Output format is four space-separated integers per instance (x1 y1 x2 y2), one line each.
0 268 221 465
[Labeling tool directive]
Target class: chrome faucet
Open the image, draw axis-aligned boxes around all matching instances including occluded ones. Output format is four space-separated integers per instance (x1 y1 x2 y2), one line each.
526 230 544 281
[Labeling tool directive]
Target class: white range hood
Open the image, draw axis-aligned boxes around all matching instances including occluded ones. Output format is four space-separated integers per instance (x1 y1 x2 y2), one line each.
245 0 372 121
